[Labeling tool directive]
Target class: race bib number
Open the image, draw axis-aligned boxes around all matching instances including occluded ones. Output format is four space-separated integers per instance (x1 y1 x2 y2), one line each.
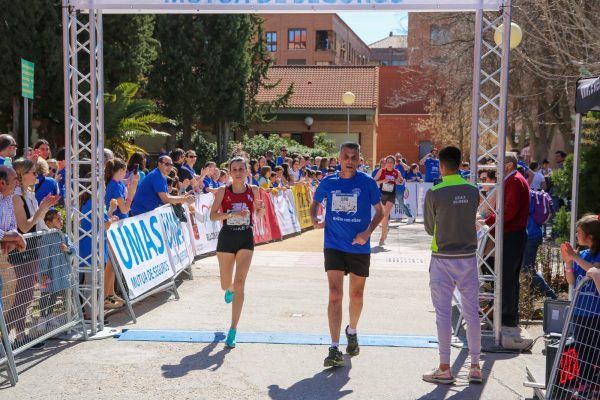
332 193 358 213
228 203 250 226
382 182 395 192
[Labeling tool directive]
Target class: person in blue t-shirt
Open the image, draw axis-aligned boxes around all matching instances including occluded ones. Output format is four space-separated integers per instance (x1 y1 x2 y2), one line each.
35 159 60 204
105 158 139 220
420 148 441 184
405 163 423 182
55 147 67 201
202 161 220 194
276 146 287 166
459 162 471 181
561 214 600 389
0 134 17 166
130 156 195 216
310 142 383 368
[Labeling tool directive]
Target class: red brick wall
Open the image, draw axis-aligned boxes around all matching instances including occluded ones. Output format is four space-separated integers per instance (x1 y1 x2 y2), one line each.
377 115 432 164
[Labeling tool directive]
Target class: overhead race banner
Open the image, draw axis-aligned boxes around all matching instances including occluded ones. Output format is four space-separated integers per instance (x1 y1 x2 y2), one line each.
107 210 174 299
71 0 503 12
291 184 312 229
191 193 221 255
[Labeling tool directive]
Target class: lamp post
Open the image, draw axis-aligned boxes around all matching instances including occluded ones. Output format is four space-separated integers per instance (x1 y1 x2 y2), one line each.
493 22 523 49
342 91 355 138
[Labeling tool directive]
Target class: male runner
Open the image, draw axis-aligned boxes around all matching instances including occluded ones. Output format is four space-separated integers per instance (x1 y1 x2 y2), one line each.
310 142 383 368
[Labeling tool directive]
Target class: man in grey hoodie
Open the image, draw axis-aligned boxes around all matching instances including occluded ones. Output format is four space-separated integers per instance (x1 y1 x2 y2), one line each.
422 146 482 385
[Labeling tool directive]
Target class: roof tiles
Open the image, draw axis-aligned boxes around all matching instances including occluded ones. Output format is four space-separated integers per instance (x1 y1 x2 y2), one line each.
256 66 379 109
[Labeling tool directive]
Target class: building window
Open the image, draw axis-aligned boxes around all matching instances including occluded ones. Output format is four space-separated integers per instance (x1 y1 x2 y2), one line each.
266 31 277 52
430 25 450 45
287 59 306 65
316 30 335 50
340 40 346 60
291 133 303 144
288 29 307 50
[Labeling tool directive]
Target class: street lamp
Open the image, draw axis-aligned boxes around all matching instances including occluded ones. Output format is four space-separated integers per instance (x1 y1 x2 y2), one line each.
493 22 523 49
342 91 355 138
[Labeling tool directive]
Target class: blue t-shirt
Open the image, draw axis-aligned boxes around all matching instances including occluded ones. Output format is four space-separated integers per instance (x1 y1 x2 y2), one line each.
79 199 109 267
35 176 59 204
313 171 381 254
130 168 167 216
105 179 128 220
573 249 600 317
424 158 441 182
394 165 406 193
202 176 219 193
406 171 423 181
276 156 285 166
460 170 471 180
57 168 66 198
371 168 380 178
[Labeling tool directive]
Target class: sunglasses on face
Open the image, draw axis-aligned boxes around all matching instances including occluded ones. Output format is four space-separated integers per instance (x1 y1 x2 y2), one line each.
188 155 197 159
160 162 173 167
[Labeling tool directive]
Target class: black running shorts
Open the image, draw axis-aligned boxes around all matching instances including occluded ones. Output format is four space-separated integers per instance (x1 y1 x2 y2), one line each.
324 248 371 277
216 228 254 254
380 192 395 206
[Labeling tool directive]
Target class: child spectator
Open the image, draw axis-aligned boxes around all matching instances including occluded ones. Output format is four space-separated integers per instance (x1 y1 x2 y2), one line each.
105 158 139 220
35 158 60 205
405 163 423 182
38 209 76 331
560 214 600 397
257 166 272 189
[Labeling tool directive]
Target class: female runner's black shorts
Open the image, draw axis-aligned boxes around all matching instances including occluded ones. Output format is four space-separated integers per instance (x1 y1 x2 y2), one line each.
380 192 396 205
216 227 254 254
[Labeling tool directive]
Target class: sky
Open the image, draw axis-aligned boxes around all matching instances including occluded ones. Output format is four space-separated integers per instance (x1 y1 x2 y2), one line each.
338 12 408 45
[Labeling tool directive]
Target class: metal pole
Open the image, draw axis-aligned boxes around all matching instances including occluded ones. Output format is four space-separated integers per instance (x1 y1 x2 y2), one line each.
469 9 483 184
494 0 513 345
24 99 29 157
569 113 582 300
347 107 350 137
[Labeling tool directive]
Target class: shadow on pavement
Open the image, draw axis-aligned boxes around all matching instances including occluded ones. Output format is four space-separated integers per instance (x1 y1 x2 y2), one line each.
267 354 353 400
160 332 230 378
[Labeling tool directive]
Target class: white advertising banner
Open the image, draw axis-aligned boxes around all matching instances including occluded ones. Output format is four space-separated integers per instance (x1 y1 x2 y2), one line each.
157 205 193 273
271 191 300 236
107 209 175 299
191 193 221 255
391 182 433 219
71 0 503 12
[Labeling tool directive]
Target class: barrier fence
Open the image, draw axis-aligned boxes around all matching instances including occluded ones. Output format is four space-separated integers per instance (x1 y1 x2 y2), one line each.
546 276 600 400
0 230 86 385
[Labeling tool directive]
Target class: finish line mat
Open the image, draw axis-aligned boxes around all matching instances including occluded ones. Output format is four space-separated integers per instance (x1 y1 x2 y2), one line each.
117 330 438 348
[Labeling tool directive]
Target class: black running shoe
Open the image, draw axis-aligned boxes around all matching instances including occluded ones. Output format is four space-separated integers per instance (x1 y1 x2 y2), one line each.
345 325 360 356
323 346 344 368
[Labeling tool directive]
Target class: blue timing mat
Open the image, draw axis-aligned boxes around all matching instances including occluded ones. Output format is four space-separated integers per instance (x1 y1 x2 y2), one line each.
117 329 438 348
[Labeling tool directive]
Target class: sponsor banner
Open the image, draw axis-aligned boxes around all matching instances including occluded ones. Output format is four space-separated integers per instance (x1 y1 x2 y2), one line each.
73 0 502 13
191 193 221 255
284 190 302 234
271 190 300 236
157 206 193 273
291 184 312 229
390 182 433 219
107 209 174 299
182 205 198 258
253 189 282 244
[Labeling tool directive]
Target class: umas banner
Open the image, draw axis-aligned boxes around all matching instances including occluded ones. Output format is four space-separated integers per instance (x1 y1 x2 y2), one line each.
190 193 221 255
271 190 301 236
156 205 193 273
107 210 175 299
291 185 312 229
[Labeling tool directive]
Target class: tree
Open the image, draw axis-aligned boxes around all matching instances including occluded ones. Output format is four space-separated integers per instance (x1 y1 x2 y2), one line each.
103 15 159 90
147 15 207 150
104 82 171 158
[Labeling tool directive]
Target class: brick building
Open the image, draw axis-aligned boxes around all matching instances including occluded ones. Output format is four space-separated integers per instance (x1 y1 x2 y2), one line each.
253 66 379 165
260 14 370 66
369 33 408 66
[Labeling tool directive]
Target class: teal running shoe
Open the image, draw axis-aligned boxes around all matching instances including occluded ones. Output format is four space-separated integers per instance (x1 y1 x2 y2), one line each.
224 289 234 304
225 328 237 348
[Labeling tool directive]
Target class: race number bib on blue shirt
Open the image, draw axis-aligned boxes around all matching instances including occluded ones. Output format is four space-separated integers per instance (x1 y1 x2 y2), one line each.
332 193 358 213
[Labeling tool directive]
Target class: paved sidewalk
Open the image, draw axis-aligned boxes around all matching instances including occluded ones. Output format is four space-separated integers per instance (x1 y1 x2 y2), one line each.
1 221 545 399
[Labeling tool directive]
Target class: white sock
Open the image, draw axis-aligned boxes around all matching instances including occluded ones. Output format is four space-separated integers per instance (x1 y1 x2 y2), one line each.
347 327 357 335
331 341 339 348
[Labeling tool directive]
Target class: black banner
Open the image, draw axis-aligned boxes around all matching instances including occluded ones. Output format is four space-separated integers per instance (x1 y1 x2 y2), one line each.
575 76 600 114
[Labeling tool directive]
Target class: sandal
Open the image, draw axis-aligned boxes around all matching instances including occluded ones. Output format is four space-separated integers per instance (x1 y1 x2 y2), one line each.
104 296 123 309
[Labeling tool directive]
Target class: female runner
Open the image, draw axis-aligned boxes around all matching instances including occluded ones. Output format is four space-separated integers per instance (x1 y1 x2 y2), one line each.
373 155 403 246
210 157 265 348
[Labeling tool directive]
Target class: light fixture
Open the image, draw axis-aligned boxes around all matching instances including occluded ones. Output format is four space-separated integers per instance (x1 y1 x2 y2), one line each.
494 22 523 49
342 91 356 106
304 116 314 129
